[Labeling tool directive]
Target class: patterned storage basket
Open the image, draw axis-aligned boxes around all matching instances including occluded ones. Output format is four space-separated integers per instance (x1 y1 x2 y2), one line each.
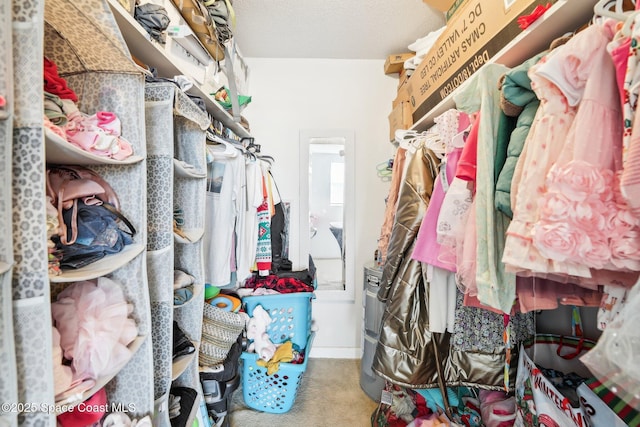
240 332 315 413
199 302 246 366
242 292 314 350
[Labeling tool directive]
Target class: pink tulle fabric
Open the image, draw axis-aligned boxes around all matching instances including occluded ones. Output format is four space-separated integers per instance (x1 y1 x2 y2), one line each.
51 278 138 385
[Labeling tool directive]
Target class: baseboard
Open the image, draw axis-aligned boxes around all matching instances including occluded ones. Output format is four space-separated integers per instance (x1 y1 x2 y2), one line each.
309 346 362 359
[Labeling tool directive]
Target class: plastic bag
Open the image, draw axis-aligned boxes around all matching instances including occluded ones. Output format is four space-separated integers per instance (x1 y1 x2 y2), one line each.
580 283 640 406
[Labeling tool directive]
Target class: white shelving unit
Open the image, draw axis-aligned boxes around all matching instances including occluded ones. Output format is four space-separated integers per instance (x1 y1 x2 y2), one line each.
10 0 55 424
144 81 176 427
410 0 600 132
0 2 16 426
106 0 251 139
171 86 209 427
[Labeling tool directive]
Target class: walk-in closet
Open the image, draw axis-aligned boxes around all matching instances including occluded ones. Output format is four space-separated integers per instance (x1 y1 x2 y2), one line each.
1 0 639 426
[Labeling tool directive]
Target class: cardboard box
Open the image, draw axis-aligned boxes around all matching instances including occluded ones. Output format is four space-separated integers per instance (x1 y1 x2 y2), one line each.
398 68 411 89
445 0 469 20
384 53 414 75
424 0 468 20
393 83 410 110
388 102 413 141
408 0 552 123
422 0 456 12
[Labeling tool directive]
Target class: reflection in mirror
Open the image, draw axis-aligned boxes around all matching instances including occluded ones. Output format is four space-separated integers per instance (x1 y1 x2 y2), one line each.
309 138 345 291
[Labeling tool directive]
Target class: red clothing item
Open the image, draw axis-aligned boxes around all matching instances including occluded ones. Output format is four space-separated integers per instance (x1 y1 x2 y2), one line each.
455 111 480 182
244 274 314 294
44 57 78 102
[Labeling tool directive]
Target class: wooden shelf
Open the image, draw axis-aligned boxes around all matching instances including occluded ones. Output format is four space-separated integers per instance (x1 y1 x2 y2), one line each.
45 128 144 166
49 243 145 283
174 159 206 179
55 334 147 411
410 0 599 132
106 0 251 139
174 228 205 244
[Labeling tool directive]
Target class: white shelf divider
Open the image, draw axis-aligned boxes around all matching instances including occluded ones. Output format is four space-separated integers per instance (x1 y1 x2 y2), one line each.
173 228 205 245
45 128 144 166
49 243 145 283
54 334 148 411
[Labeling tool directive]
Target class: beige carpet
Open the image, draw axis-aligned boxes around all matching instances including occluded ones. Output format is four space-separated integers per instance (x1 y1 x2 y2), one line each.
229 358 379 427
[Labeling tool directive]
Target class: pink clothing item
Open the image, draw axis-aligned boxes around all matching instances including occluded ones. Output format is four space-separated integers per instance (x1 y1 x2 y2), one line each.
377 147 407 264
531 22 640 274
64 111 134 160
503 30 590 278
455 111 480 182
463 292 504 315
607 34 631 114
411 147 462 271
515 276 603 313
456 198 478 295
51 278 138 385
44 115 67 140
52 326 73 395
458 111 471 133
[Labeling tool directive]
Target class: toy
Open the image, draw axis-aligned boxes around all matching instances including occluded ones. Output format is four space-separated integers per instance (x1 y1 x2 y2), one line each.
246 305 276 362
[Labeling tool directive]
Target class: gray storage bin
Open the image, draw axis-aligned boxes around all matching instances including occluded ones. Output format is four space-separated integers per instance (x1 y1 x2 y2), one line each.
360 333 384 402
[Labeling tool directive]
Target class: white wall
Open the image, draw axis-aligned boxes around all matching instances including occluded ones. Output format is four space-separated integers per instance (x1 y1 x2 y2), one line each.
243 58 397 357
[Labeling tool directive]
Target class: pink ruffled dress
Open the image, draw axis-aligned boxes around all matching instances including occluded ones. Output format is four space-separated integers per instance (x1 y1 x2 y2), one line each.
531 22 640 274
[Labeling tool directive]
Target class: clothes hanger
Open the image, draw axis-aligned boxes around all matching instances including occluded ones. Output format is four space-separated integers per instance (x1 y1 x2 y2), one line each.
594 0 629 21
621 9 640 36
206 133 240 158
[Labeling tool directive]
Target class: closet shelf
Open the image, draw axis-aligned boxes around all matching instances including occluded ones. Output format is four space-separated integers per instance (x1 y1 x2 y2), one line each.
49 243 145 283
174 159 206 179
45 128 144 166
54 334 147 412
174 228 205 245
106 0 251 139
410 0 599 132
171 341 200 381
0 261 11 275
174 283 204 310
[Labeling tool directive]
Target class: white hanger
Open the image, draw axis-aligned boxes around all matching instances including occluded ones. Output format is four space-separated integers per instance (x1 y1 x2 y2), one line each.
621 10 640 36
206 134 238 159
594 0 630 21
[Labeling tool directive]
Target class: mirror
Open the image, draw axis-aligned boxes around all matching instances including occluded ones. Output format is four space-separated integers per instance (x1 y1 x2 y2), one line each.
309 139 345 291
299 130 355 299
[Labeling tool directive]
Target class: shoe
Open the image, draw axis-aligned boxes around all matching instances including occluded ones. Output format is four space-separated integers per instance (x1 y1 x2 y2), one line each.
169 387 197 427
173 321 195 359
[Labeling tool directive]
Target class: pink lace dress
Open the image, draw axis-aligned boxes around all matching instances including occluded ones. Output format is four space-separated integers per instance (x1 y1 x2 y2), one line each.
531 22 640 274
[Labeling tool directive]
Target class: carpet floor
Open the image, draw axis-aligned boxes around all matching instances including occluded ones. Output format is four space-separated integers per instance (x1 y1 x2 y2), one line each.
229 358 379 427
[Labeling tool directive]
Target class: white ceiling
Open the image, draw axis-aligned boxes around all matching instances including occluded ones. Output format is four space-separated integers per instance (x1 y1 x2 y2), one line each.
232 0 446 60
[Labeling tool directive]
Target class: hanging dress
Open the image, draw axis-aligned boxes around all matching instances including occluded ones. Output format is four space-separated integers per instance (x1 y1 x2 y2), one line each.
531 21 640 274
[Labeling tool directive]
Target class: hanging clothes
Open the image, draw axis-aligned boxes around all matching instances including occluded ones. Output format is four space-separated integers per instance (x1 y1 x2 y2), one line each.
204 143 244 287
377 146 407 265
454 63 516 314
235 158 262 282
255 163 272 275
531 21 640 275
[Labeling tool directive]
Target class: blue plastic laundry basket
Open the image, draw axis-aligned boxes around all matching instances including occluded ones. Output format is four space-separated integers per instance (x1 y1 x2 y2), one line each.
242 292 314 350
240 332 315 413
